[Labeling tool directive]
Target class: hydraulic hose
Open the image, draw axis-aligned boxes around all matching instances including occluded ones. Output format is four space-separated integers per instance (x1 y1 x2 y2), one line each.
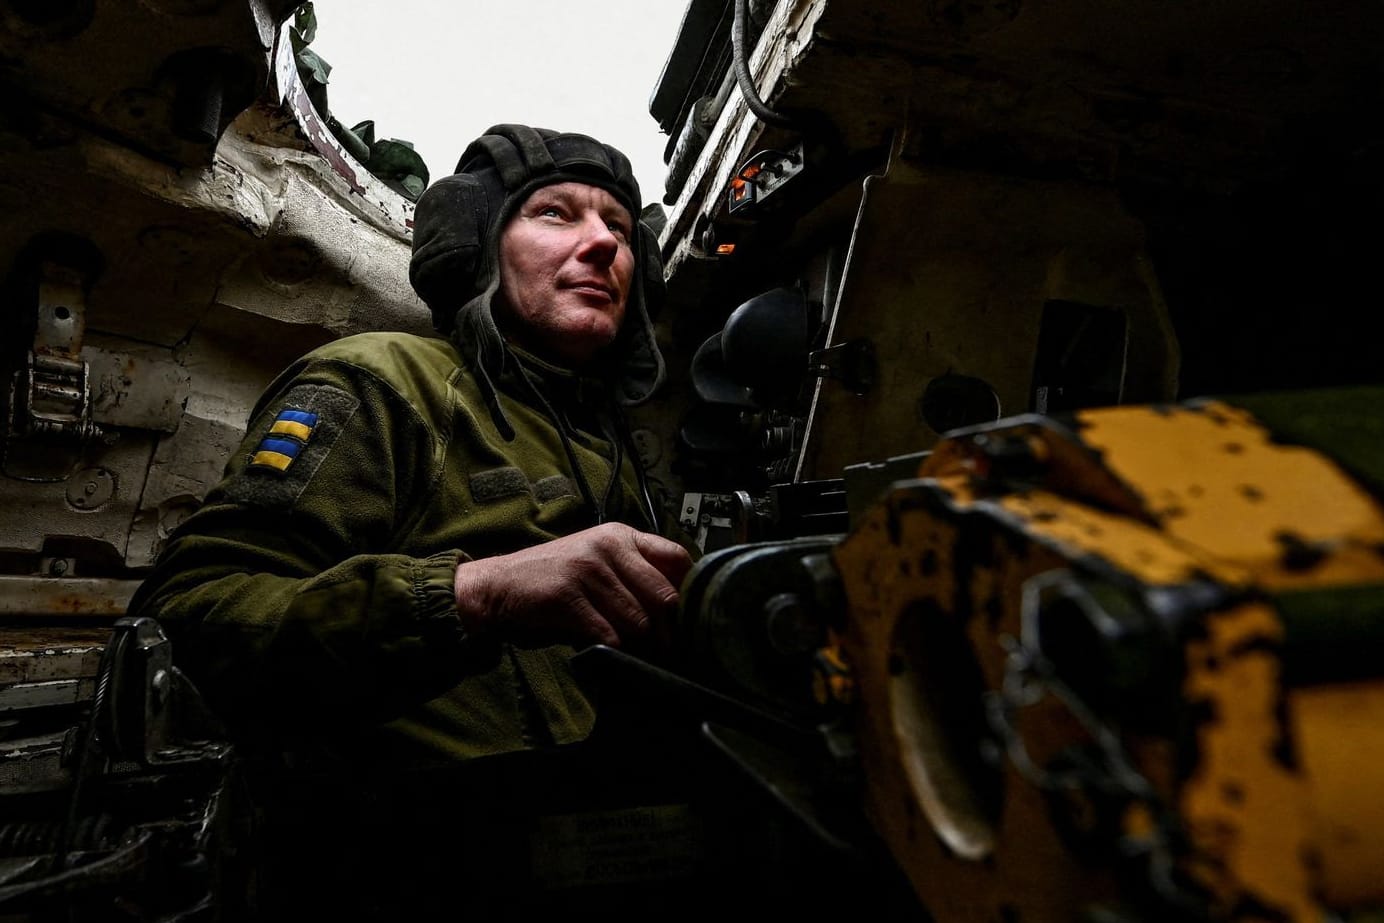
731 0 796 128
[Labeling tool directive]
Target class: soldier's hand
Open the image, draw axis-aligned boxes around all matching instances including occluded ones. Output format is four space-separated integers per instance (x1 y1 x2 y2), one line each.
452 522 693 649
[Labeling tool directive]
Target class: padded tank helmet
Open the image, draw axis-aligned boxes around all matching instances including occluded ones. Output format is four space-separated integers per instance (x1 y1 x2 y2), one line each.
408 124 666 404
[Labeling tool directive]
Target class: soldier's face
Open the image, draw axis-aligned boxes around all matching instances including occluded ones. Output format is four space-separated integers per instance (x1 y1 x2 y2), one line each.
497 182 635 365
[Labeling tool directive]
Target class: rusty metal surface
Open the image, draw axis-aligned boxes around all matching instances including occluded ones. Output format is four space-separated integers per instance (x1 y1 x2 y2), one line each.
0 629 108 684
86 343 191 433
0 578 141 619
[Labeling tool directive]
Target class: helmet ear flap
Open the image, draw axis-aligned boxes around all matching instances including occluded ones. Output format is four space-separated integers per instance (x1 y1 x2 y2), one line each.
409 172 491 332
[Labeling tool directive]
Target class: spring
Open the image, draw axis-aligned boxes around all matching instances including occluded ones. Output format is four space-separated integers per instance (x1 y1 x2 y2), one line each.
0 813 120 857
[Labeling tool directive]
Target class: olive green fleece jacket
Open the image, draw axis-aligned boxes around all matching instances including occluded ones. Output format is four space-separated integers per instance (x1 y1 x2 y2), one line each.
128 330 661 764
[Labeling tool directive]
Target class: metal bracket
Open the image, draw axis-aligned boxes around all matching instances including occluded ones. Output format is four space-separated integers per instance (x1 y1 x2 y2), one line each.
809 338 877 395
95 617 229 768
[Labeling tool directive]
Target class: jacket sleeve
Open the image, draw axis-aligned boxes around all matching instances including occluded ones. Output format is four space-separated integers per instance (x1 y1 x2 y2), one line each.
128 357 490 731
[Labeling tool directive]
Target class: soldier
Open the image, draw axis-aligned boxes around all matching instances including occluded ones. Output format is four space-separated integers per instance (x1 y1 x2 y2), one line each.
128 124 699 918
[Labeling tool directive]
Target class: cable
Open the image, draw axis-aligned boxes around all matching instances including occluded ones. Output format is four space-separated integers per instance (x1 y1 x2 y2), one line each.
731 0 796 128
612 407 662 532
514 362 602 523
51 627 126 875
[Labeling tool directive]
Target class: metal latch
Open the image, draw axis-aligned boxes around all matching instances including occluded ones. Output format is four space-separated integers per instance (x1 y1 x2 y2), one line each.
6 260 102 443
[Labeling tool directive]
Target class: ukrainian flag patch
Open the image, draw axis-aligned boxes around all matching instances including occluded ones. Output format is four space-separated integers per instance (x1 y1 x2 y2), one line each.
225 384 357 508
248 408 318 473
268 409 318 441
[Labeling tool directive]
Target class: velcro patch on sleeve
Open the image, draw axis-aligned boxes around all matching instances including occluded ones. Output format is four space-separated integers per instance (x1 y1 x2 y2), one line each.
470 466 531 503
468 470 579 505
224 384 359 509
533 475 577 503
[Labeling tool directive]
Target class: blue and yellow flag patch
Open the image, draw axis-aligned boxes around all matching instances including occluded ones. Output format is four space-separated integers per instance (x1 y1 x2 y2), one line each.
249 408 319 473
224 383 358 509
